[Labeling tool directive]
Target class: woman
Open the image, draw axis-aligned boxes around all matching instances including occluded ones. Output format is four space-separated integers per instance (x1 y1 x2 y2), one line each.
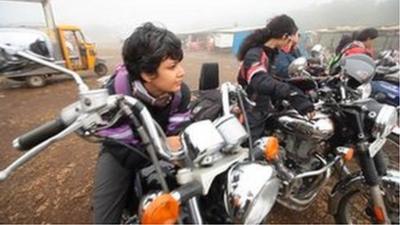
93 22 191 223
237 14 315 141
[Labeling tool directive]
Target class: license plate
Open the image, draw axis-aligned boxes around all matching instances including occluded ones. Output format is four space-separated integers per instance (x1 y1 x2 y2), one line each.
368 137 387 157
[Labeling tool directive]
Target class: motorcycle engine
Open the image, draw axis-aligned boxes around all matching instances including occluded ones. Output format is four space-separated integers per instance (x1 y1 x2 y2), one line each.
274 111 334 164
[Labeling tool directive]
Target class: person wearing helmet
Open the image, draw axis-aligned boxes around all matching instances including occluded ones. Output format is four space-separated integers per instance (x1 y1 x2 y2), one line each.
237 14 315 141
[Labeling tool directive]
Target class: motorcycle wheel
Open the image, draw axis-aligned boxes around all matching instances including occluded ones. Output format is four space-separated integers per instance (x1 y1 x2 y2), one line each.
334 175 400 224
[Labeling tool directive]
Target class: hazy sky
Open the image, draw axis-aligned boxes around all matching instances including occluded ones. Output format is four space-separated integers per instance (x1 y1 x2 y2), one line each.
0 0 398 43
50 0 332 32
1 0 332 33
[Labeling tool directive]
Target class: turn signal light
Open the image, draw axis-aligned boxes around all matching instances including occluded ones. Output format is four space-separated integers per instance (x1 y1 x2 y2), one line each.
336 146 354 162
373 206 385 224
343 147 354 161
141 193 180 224
263 137 280 161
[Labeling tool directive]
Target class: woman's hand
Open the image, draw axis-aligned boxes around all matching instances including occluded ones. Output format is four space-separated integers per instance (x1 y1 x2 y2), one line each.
167 136 182 152
307 111 316 120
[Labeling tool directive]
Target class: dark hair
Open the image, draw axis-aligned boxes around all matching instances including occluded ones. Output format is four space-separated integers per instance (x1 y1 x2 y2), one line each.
335 34 353 54
122 22 183 81
237 14 298 60
355 27 379 42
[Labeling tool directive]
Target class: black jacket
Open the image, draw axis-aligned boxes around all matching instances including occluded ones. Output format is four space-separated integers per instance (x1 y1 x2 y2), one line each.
237 46 314 141
238 46 314 115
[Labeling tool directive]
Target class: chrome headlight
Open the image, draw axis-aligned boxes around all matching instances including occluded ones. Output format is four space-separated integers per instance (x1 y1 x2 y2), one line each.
373 104 398 138
224 162 280 224
356 83 372 99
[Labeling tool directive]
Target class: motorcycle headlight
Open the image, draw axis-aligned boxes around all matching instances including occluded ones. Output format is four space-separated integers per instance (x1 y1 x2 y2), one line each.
224 162 280 224
373 104 398 138
356 83 372 99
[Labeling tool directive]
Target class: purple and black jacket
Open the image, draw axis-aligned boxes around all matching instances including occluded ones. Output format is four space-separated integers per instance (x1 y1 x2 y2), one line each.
97 64 192 146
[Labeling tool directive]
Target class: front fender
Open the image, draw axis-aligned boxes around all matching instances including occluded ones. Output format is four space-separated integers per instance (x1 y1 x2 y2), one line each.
328 169 400 216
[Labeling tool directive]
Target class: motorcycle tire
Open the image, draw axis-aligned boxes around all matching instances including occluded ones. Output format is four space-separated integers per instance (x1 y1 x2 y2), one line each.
95 63 108 77
334 172 400 224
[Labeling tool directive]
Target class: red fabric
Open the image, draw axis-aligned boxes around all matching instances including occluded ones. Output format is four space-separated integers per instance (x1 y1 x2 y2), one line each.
243 51 269 83
343 47 371 57
342 41 372 57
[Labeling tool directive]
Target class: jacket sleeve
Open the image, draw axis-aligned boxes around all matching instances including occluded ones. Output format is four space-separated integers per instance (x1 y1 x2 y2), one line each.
250 72 314 115
166 83 192 135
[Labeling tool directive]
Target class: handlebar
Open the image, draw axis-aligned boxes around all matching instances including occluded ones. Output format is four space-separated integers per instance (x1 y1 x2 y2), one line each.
0 44 89 93
13 118 67 151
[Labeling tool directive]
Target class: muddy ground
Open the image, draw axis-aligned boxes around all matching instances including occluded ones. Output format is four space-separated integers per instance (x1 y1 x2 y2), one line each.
0 49 398 224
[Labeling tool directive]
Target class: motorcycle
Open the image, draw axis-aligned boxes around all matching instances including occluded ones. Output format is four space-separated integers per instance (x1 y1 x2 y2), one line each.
259 54 400 224
0 44 281 224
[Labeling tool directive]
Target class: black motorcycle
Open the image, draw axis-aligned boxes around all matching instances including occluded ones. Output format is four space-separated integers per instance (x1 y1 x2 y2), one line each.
260 54 399 224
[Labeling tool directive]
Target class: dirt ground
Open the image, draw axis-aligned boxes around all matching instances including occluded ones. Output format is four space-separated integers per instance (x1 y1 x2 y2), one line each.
0 48 398 224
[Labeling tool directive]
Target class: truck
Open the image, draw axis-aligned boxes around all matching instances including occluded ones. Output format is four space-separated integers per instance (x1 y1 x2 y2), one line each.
0 0 108 87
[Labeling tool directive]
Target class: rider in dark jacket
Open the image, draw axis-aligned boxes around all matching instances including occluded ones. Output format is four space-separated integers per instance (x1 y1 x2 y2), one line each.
237 15 315 141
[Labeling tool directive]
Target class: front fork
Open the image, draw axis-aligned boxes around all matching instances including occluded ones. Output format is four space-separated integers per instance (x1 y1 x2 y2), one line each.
355 113 390 224
187 197 203 224
357 146 390 223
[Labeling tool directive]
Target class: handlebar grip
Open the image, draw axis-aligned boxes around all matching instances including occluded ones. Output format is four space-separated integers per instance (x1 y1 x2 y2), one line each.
13 118 67 151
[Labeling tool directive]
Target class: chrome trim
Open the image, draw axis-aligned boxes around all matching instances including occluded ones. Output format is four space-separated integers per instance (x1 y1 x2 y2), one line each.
278 111 334 141
356 82 372 99
183 120 225 163
293 155 340 180
188 197 203 225
214 115 248 151
277 154 333 211
176 148 248 195
374 104 398 138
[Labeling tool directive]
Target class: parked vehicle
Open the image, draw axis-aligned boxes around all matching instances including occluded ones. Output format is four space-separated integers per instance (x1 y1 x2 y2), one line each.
200 55 400 224
0 0 108 87
263 55 399 224
372 49 399 107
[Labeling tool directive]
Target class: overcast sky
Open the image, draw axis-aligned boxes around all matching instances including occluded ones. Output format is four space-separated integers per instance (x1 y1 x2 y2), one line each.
51 0 333 32
0 0 398 42
1 0 332 32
